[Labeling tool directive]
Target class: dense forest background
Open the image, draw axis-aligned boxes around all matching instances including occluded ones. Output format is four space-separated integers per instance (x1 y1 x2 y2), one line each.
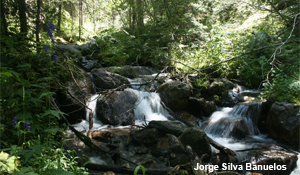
0 0 299 174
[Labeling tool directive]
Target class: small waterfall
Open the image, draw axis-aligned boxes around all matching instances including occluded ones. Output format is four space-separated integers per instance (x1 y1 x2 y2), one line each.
73 94 102 132
229 102 262 135
204 102 262 138
86 94 99 121
126 88 170 124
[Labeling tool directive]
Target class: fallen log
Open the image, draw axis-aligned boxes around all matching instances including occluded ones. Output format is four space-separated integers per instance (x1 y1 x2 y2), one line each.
160 101 236 156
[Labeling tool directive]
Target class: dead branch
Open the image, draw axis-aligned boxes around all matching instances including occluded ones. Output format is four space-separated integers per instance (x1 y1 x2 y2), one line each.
66 90 93 112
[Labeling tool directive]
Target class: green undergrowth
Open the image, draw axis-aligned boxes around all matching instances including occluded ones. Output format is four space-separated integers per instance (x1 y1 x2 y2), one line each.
0 33 89 174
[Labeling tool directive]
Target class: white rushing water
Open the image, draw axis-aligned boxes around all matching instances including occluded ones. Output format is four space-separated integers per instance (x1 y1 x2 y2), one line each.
126 88 170 125
73 94 102 132
85 94 99 121
204 102 261 138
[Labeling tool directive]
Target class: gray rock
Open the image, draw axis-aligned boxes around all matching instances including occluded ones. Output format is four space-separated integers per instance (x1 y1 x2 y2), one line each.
266 102 300 149
132 127 159 145
247 144 298 175
170 154 190 167
149 121 187 137
179 127 211 157
96 90 137 125
189 97 217 118
157 80 191 111
80 57 99 72
208 80 226 96
56 44 81 58
157 134 185 154
91 68 130 91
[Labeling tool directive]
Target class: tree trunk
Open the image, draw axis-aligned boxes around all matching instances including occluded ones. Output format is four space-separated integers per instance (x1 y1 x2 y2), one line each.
92 0 95 32
79 0 83 40
57 3 62 33
36 0 42 52
71 3 74 36
0 0 8 35
18 0 28 36
136 0 144 32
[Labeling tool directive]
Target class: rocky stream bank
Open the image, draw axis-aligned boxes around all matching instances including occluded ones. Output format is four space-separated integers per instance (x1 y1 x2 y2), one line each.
54 42 299 175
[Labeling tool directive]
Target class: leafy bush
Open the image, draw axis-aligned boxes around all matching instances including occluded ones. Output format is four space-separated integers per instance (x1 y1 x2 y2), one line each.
0 24 89 174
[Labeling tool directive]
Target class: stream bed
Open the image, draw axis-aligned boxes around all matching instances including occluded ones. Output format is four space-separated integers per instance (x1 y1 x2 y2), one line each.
62 71 299 175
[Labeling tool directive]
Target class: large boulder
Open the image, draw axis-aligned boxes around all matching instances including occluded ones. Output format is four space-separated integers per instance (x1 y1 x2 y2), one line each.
91 68 130 91
179 127 211 157
189 97 217 118
148 121 187 137
207 80 226 96
132 127 159 145
157 134 185 154
157 80 191 111
56 70 93 124
266 102 300 149
247 144 298 175
96 90 137 125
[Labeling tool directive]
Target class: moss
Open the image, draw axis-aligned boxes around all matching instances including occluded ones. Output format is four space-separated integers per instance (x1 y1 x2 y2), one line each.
214 95 220 103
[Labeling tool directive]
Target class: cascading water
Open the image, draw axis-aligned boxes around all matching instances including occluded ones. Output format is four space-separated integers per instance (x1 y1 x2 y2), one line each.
204 102 262 138
85 94 99 121
72 94 102 132
126 76 171 125
125 88 170 125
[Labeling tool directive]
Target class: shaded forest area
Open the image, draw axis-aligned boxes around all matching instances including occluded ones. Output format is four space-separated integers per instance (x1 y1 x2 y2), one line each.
0 0 299 174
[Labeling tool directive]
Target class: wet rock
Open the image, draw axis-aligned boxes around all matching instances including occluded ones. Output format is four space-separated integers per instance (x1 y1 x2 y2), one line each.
170 154 190 167
208 80 226 96
247 145 298 175
179 127 211 157
92 128 131 145
132 127 159 145
80 57 99 72
222 89 242 107
91 68 130 91
148 121 187 137
157 134 185 154
176 111 199 123
96 90 137 125
189 97 217 118
105 66 156 78
157 80 191 111
56 70 93 124
266 102 300 149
